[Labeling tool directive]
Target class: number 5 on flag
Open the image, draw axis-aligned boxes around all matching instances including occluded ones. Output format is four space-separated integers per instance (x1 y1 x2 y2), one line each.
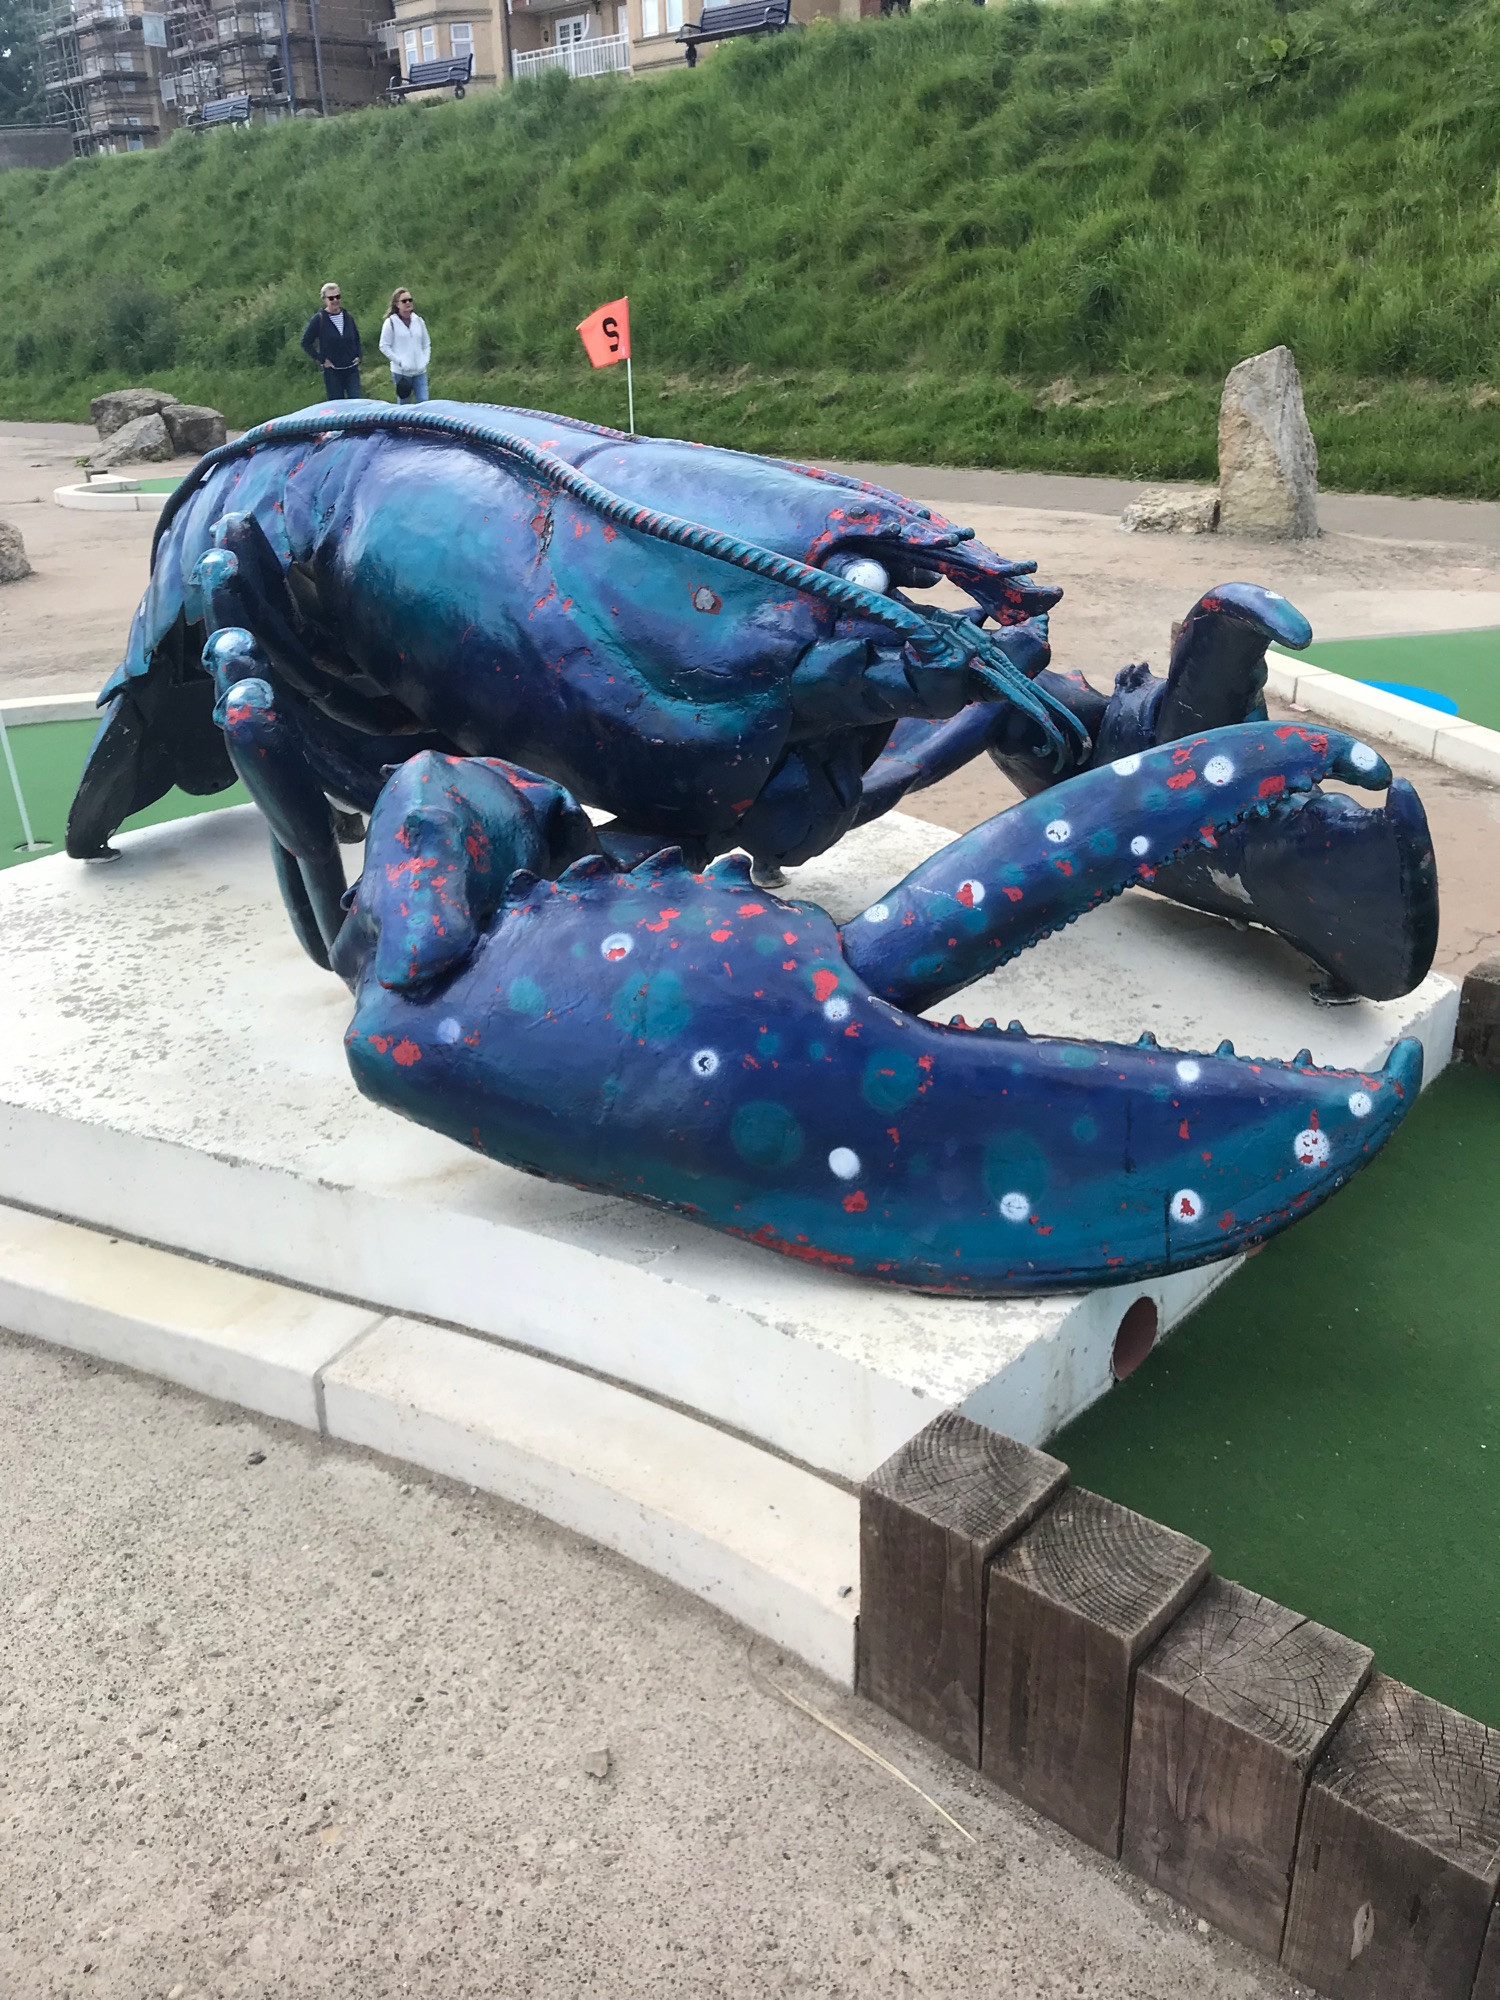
577 295 635 436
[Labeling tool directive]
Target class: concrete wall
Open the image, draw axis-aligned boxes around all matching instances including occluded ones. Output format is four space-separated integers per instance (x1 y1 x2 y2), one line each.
0 126 73 170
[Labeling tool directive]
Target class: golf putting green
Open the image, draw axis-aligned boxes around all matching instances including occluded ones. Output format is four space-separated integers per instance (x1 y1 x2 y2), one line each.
1298 627 1500 731
1058 1062 1500 1727
0 718 246 868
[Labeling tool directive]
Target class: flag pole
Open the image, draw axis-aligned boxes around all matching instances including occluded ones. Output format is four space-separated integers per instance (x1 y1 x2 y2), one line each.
0 709 44 852
625 354 635 437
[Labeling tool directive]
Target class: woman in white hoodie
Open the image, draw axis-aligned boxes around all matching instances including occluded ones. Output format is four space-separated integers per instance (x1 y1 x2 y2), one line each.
379 287 432 403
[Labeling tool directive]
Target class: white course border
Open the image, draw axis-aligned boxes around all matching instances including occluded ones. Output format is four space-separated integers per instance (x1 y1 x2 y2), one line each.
0 1200 861 1684
1266 647 1500 784
1 691 103 726
54 480 170 514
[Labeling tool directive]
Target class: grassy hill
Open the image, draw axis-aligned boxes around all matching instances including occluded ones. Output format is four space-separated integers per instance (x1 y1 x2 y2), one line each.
8 0 1500 492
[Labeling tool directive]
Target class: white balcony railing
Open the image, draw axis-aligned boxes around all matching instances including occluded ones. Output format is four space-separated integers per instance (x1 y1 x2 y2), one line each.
512 30 629 79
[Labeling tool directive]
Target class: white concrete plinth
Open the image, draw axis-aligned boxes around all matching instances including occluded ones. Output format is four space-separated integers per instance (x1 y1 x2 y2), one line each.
0 806 1456 1486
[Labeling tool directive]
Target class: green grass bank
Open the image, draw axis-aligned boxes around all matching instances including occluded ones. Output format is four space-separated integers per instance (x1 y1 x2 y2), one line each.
9 0 1500 489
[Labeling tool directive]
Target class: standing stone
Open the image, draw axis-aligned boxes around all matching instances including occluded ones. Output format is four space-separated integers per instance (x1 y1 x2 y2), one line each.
89 387 178 438
0 520 33 583
161 403 228 456
1218 346 1319 539
87 412 175 470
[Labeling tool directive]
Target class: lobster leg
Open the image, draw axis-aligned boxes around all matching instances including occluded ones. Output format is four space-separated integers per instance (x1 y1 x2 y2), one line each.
843 720 1396 1013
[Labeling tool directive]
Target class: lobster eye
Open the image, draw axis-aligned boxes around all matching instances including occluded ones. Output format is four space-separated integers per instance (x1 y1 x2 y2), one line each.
827 555 891 596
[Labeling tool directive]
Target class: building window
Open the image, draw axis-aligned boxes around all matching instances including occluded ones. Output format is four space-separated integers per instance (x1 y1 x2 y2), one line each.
449 20 471 58
641 0 658 33
126 112 141 123
404 27 418 65
420 23 436 57
665 0 682 26
556 13 586 42
126 134 144 148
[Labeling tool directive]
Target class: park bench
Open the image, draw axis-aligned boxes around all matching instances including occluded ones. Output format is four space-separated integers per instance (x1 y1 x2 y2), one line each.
676 0 791 66
195 93 251 127
386 54 474 101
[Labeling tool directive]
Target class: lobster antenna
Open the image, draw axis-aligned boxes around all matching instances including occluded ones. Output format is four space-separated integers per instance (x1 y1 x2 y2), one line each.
160 405 1082 764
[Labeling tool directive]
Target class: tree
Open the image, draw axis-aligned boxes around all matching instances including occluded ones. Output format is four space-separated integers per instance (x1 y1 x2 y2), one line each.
0 0 47 126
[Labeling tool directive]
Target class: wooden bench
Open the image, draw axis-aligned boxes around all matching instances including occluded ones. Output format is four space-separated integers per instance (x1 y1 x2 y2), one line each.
195 93 251 127
386 54 473 102
677 0 791 67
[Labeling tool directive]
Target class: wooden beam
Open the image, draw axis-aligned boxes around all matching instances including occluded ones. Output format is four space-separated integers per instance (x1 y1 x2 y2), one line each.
858 1411 1066 1766
1473 1900 1500 2000
982 1486 1209 1855
1457 958 1500 1072
1281 1673 1500 2000
1122 1576 1372 1956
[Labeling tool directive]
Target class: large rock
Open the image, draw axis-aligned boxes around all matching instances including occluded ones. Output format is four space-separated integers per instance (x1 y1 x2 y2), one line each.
1218 346 1318 539
162 402 227 456
0 520 33 584
1119 487 1219 534
87 412 174 470
90 387 178 439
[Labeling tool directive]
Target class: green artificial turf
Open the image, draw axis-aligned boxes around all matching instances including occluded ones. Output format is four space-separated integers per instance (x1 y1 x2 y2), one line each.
10 0 1500 490
1057 1062 1500 1726
1296 630 1500 731
0 717 245 867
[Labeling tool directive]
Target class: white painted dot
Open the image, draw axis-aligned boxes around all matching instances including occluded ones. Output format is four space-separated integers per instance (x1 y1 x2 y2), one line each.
1348 1090 1373 1119
1044 819 1071 845
999 1191 1030 1222
691 1048 719 1078
1349 742 1379 773
436 1017 462 1045
601 932 632 962
956 878 986 909
823 995 851 1023
864 903 891 924
1294 1127 1331 1167
1171 1189 1204 1223
1130 835 1150 857
1112 754 1142 776
1175 1059 1201 1084
828 1147 861 1181
1203 755 1235 787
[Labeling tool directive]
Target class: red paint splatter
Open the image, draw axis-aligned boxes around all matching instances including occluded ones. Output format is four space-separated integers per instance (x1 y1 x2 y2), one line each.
739 904 766 916
1003 886 1024 903
782 960 797 971
956 882 976 909
842 1190 868 1213
1166 771 1196 791
812 969 840 1003
392 1039 422 1067
642 908 681 932
783 931 799 945
710 928 732 943
1178 1120 1190 1140
1258 774 1286 799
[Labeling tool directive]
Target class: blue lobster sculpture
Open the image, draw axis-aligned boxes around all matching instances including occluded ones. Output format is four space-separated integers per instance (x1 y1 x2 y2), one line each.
67 401 1438 1294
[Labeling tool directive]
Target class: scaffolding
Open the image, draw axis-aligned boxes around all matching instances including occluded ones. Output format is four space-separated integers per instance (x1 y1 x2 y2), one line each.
39 0 394 150
159 0 393 121
40 0 171 154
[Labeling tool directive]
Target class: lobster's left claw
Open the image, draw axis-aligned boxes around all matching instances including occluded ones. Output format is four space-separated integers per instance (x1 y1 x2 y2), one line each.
843 719 1395 1013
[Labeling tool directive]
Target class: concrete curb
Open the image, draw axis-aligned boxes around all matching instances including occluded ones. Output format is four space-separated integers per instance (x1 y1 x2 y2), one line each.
0 691 102 726
53 480 169 513
0 1199 860 1685
1267 649 1500 784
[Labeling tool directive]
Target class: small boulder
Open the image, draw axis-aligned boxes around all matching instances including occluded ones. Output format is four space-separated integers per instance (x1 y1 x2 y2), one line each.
161 403 227 456
1218 345 1319 539
90 387 178 439
1120 487 1219 534
0 519 33 583
87 411 174 470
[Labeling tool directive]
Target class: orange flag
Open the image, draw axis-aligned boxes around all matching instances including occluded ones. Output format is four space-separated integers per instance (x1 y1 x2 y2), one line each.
577 297 631 369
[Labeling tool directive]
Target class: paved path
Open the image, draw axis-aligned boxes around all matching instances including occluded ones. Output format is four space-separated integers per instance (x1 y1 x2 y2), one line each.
0 1331 1307 2000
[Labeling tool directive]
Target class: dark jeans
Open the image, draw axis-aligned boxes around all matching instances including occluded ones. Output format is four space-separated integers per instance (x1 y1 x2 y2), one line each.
322 364 362 400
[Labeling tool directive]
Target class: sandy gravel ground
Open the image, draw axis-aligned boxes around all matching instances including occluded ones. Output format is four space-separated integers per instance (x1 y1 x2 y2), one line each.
1 419 1493 979
0 1329 1310 2000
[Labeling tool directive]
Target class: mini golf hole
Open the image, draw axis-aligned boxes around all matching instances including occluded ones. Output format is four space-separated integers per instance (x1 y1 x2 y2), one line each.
1112 1297 1159 1380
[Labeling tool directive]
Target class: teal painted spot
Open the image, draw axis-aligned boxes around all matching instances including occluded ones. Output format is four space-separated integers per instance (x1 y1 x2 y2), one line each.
614 969 693 1043
862 1048 922 1113
1088 828 1117 856
909 952 946 985
982 1128 1050 1203
757 1026 783 1058
507 976 547 1018
1072 1114 1099 1144
754 932 782 956
731 1100 805 1171
1059 1043 1098 1069
808 1039 826 1061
